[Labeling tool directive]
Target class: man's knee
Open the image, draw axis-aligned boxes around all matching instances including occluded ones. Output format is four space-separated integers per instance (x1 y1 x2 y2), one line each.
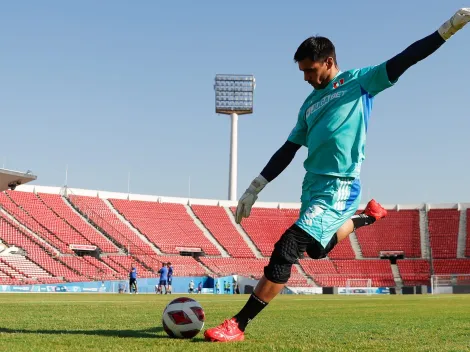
264 227 306 284
264 253 293 284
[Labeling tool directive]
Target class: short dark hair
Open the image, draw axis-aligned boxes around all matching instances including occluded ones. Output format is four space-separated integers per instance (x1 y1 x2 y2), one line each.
167 262 171 266
294 36 337 65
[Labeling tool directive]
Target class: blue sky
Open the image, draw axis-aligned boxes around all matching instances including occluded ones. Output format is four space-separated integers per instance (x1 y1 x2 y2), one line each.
1 0 469 204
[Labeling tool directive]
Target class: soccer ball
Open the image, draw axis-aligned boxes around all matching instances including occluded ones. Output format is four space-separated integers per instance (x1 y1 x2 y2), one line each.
162 297 205 338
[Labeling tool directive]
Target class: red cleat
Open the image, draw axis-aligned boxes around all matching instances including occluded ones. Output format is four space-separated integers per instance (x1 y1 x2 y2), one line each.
363 199 387 220
204 318 245 342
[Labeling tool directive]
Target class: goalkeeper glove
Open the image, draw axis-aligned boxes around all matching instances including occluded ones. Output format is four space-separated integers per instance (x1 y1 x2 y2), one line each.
438 8 470 40
235 174 268 224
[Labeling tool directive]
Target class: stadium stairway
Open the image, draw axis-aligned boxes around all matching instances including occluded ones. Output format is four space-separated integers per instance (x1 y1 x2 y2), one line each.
349 232 363 259
66 195 155 254
103 198 161 255
293 263 318 287
390 263 403 289
466 209 470 258
42 193 121 254
420 209 430 259
185 204 229 257
63 196 127 254
223 207 264 258
457 208 467 258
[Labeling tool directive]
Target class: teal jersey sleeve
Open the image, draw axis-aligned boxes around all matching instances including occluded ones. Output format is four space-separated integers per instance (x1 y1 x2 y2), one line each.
288 109 308 147
356 61 396 97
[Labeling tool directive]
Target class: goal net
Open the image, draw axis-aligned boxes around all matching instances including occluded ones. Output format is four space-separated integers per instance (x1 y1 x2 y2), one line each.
431 274 470 294
345 278 373 295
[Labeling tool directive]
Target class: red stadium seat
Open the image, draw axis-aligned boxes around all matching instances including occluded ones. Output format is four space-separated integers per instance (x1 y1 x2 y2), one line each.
191 205 255 258
355 210 421 258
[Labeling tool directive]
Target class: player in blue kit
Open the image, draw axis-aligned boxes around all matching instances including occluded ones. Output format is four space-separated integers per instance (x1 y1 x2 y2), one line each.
166 262 173 294
157 263 168 294
205 8 470 342
129 265 138 294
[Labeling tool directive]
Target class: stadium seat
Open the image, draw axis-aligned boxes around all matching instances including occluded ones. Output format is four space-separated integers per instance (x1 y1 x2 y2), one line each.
109 199 221 255
38 193 119 253
466 209 470 258
68 195 156 254
300 259 395 287
7 191 96 251
427 209 459 258
231 207 298 257
191 205 256 258
355 210 421 258
396 259 430 286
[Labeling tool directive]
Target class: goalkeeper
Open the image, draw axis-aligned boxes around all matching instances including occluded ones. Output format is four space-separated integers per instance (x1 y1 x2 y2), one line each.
204 8 470 342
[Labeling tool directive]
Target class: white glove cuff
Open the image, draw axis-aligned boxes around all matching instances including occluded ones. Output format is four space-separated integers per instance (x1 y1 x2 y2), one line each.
247 174 269 194
438 20 456 40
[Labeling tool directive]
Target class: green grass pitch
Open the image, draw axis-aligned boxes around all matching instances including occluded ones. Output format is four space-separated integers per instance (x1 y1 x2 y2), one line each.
0 293 469 351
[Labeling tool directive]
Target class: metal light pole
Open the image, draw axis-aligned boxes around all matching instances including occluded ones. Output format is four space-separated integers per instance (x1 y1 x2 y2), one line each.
214 74 255 201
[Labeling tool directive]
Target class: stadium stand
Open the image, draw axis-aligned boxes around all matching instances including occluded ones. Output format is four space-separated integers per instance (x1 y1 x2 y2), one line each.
191 205 256 258
0 192 72 254
199 257 309 287
0 260 25 280
7 191 95 250
1 186 469 290
110 199 220 255
0 255 54 280
0 214 83 282
466 209 470 257
433 259 470 275
104 255 156 278
396 259 430 286
300 259 395 287
355 210 421 258
427 209 459 258
327 238 356 259
232 207 298 257
59 256 117 281
68 195 155 254
38 193 119 253
136 255 207 276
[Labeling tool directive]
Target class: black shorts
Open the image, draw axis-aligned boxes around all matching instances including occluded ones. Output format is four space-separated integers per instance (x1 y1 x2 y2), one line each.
274 224 338 262
129 278 137 286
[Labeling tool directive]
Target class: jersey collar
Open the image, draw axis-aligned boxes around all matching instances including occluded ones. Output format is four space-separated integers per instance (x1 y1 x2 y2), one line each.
313 71 343 92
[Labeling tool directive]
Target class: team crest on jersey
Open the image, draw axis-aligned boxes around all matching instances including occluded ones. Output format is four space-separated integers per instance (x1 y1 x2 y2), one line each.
333 78 345 89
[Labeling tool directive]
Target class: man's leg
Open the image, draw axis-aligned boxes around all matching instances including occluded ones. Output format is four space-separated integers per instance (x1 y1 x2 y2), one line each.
204 199 387 342
204 224 313 342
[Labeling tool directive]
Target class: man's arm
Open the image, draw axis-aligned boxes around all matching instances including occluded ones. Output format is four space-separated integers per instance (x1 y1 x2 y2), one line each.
260 141 302 182
386 31 445 82
386 8 470 82
234 140 302 224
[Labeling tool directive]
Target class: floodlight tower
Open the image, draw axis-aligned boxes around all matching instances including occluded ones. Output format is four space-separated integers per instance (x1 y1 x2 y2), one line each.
214 74 255 201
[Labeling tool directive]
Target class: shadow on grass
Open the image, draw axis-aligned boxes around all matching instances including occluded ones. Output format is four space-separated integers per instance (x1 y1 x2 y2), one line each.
0 326 166 339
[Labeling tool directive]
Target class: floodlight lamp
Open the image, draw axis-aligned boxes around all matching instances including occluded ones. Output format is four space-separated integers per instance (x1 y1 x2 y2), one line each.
214 74 255 115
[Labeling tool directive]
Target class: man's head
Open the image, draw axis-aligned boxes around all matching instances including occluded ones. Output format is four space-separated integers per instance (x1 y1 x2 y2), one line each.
294 36 338 90
167 262 171 267
161 263 165 267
